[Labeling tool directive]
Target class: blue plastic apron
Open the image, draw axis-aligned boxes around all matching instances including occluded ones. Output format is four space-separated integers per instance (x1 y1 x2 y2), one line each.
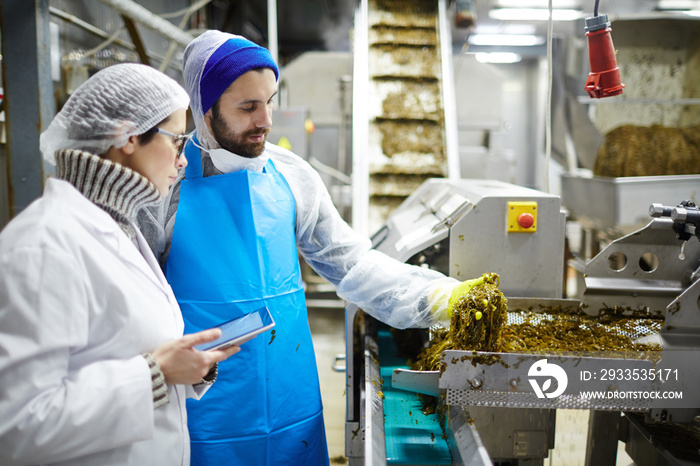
164 137 329 465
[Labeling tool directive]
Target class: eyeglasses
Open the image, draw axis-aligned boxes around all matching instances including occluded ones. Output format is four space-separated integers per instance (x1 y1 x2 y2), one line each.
149 127 190 159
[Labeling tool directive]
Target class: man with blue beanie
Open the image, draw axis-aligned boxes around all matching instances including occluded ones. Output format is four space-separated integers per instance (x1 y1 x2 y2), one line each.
138 30 476 465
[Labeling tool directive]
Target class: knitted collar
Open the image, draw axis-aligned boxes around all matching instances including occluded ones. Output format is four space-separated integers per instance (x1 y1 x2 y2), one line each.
54 149 161 240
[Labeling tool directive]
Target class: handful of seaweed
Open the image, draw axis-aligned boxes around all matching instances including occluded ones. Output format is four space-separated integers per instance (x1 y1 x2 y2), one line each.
412 273 507 371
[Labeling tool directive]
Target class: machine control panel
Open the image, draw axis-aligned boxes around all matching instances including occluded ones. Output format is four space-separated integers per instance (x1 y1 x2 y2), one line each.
507 201 538 233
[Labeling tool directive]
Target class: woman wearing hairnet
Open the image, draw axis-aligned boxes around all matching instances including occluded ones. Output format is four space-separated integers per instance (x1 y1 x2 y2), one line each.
0 63 241 465
137 31 476 466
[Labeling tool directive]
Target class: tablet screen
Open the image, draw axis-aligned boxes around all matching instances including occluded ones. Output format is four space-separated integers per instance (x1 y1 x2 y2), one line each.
195 306 275 351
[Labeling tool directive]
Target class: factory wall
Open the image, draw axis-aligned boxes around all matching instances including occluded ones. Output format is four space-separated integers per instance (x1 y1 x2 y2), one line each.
590 18 700 133
454 54 546 191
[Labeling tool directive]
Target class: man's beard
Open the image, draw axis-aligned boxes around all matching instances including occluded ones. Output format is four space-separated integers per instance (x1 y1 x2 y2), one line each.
210 104 270 159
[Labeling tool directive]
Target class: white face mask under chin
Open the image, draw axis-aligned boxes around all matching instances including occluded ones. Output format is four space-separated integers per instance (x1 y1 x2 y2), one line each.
193 139 269 174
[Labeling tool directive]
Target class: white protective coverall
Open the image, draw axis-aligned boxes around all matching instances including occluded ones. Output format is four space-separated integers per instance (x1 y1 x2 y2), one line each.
141 141 460 330
0 178 207 466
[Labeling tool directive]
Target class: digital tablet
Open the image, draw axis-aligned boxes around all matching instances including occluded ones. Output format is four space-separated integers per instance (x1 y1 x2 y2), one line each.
194 306 275 351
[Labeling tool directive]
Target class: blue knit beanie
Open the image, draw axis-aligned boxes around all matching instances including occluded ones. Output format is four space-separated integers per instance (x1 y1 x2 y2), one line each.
197 36 279 115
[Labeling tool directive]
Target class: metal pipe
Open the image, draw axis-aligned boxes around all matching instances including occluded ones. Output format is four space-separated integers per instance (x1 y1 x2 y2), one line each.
158 0 213 73
437 0 460 180
337 75 351 176
96 0 194 47
1 0 55 217
49 7 179 71
49 7 133 49
351 0 369 236
121 14 151 66
268 0 279 106
83 26 126 58
267 0 278 64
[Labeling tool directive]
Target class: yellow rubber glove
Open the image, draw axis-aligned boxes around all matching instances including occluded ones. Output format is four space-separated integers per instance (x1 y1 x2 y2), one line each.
429 275 489 327
447 274 489 315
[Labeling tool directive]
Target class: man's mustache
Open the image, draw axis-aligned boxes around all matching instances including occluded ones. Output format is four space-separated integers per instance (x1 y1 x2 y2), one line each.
244 128 270 138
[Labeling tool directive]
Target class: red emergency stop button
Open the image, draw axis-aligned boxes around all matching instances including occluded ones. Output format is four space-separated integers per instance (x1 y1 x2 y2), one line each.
507 201 537 233
517 213 534 229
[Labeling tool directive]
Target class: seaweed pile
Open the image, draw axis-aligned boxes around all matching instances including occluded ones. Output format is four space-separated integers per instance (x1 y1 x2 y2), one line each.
412 273 508 371
594 124 700 177
411 274 663 372
501 310 663 353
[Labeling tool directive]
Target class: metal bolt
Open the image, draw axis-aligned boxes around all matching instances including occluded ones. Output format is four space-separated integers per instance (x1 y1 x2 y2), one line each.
509 379 518 388
649 203 665 217
470 377 483 388
672 207 688 221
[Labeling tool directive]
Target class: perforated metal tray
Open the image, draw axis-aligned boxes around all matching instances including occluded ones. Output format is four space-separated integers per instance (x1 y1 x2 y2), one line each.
393 297 663 411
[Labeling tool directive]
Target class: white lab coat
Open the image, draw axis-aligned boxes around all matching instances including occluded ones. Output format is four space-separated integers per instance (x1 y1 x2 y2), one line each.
0 178 205 466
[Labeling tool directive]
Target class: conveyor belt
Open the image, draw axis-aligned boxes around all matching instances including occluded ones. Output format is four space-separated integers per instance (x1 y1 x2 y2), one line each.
377 328 452 465
352 0 459 236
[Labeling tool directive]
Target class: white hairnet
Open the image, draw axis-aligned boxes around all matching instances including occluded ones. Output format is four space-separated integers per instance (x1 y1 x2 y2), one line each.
40 63 189 164
182 31 229 150
182 30 279 150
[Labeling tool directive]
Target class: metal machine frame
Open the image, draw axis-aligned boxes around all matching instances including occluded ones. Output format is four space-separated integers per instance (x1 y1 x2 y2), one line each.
345 178 700 465
345 178 567 465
